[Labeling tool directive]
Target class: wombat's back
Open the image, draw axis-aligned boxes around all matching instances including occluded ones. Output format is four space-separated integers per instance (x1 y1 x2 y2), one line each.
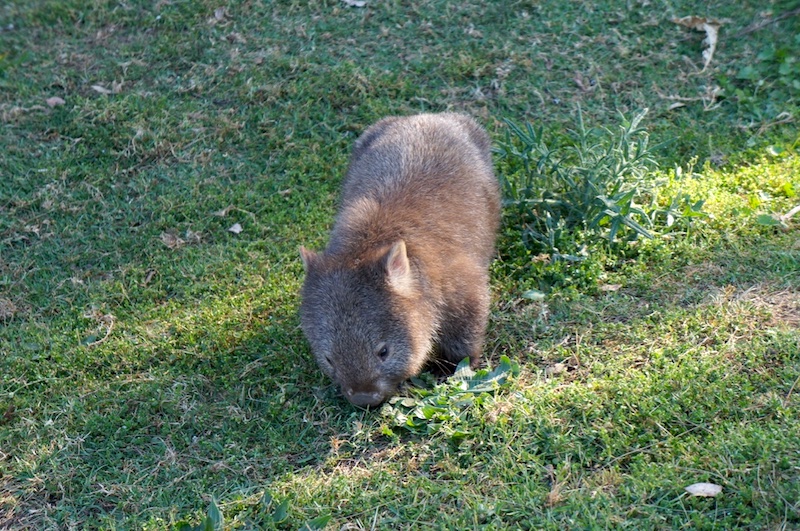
327 113 500 266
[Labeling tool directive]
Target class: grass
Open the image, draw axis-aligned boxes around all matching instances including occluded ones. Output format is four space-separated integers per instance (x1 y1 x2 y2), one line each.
1 0 799 529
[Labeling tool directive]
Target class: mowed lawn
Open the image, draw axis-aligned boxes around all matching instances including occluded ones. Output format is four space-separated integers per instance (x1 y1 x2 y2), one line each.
1 0 799 529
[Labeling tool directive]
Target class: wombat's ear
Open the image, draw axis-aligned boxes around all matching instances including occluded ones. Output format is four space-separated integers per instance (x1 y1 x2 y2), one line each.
384 240 414 295
299 246 317 271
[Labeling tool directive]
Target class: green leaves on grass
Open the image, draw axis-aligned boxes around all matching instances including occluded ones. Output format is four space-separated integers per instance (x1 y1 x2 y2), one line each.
496 108 708 258
175 498 222 531
380 356 520 438
175 494 331 531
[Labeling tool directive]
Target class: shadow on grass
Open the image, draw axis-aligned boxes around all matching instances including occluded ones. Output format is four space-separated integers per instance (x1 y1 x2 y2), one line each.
2 219 798 528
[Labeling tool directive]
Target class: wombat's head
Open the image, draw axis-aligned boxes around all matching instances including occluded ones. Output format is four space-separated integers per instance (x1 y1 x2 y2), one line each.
299 241 429 408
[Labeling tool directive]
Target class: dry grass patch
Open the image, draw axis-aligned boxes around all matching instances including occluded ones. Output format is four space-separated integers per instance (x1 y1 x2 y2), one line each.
707 283 800 330
0 297 18 320
734 283 800 329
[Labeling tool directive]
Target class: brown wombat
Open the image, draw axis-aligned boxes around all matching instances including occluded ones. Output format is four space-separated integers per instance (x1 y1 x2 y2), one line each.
299 113 501 407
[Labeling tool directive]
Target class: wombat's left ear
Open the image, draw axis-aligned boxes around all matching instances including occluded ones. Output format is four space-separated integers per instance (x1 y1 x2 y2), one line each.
384 240 414 295
299 246 317 271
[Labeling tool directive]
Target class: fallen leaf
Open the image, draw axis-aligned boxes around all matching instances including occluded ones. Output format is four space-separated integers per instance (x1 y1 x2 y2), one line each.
699 25 719 70
341 0 366 6
160 232 185 249
573 72 595 92
24 224 41 236
184 229 202 244
1 105 47 120
2 405 16 425
91 84 113 95
111 80 124 93
672 15 718 31
521 289 545 301
226 32 246 44
465 25 483 38
672 16 724 70
600 284 622 292
81 309 116 347
545 363 567 376
46 96 65 107
0 297 17 320
685 482 722 497
228 223 243 234
214 7 225 20
781 203 800 222
668 102 686 110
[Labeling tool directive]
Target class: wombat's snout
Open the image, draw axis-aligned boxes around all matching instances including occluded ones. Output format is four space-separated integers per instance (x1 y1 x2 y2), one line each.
343 387 386 408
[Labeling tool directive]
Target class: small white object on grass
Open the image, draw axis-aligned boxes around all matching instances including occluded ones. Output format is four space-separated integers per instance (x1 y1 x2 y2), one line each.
685 482 722 497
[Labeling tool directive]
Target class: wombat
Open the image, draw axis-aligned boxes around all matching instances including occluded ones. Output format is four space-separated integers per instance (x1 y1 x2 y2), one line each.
299 113 501 407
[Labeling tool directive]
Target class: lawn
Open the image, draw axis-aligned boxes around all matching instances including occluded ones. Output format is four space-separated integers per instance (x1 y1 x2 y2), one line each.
1 0 799 529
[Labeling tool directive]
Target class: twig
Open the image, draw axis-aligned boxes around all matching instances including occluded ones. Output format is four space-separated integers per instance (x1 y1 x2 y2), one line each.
785 373 800 407
781 204 800 223
756 111 795 135
84 314 116 347
736 7 800 37
601 426 702 469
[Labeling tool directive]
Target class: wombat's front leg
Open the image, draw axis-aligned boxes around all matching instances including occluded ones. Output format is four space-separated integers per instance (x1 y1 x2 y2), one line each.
437 295 490 370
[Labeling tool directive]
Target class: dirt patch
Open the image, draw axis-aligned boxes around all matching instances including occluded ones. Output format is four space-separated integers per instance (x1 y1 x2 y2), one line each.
734 284 800 329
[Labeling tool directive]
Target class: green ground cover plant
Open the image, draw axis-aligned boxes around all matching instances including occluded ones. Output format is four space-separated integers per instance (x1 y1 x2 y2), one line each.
1 0 799 529
497 109 665 252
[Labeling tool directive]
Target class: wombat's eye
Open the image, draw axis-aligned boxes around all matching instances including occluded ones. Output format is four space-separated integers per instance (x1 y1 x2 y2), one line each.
325 355 333 366
376 344 389 360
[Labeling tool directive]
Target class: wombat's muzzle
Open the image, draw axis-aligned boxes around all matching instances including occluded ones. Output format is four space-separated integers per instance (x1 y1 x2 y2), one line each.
344 388 385 408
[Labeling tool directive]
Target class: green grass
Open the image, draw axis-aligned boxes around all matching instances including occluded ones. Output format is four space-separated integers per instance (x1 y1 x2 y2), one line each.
2 0 799 529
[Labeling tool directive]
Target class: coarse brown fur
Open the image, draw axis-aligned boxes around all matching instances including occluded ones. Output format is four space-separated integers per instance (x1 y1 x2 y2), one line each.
299 113 501 407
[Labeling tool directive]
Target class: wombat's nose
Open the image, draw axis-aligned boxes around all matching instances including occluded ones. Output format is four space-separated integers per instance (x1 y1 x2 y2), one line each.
345 389 384 408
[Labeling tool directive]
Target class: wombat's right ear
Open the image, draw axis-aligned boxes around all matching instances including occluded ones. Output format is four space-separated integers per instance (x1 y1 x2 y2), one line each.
384 240 414 296
299 246 317 271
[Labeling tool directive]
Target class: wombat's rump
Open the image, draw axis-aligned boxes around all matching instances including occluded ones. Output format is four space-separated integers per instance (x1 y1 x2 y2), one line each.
299 113 501 407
